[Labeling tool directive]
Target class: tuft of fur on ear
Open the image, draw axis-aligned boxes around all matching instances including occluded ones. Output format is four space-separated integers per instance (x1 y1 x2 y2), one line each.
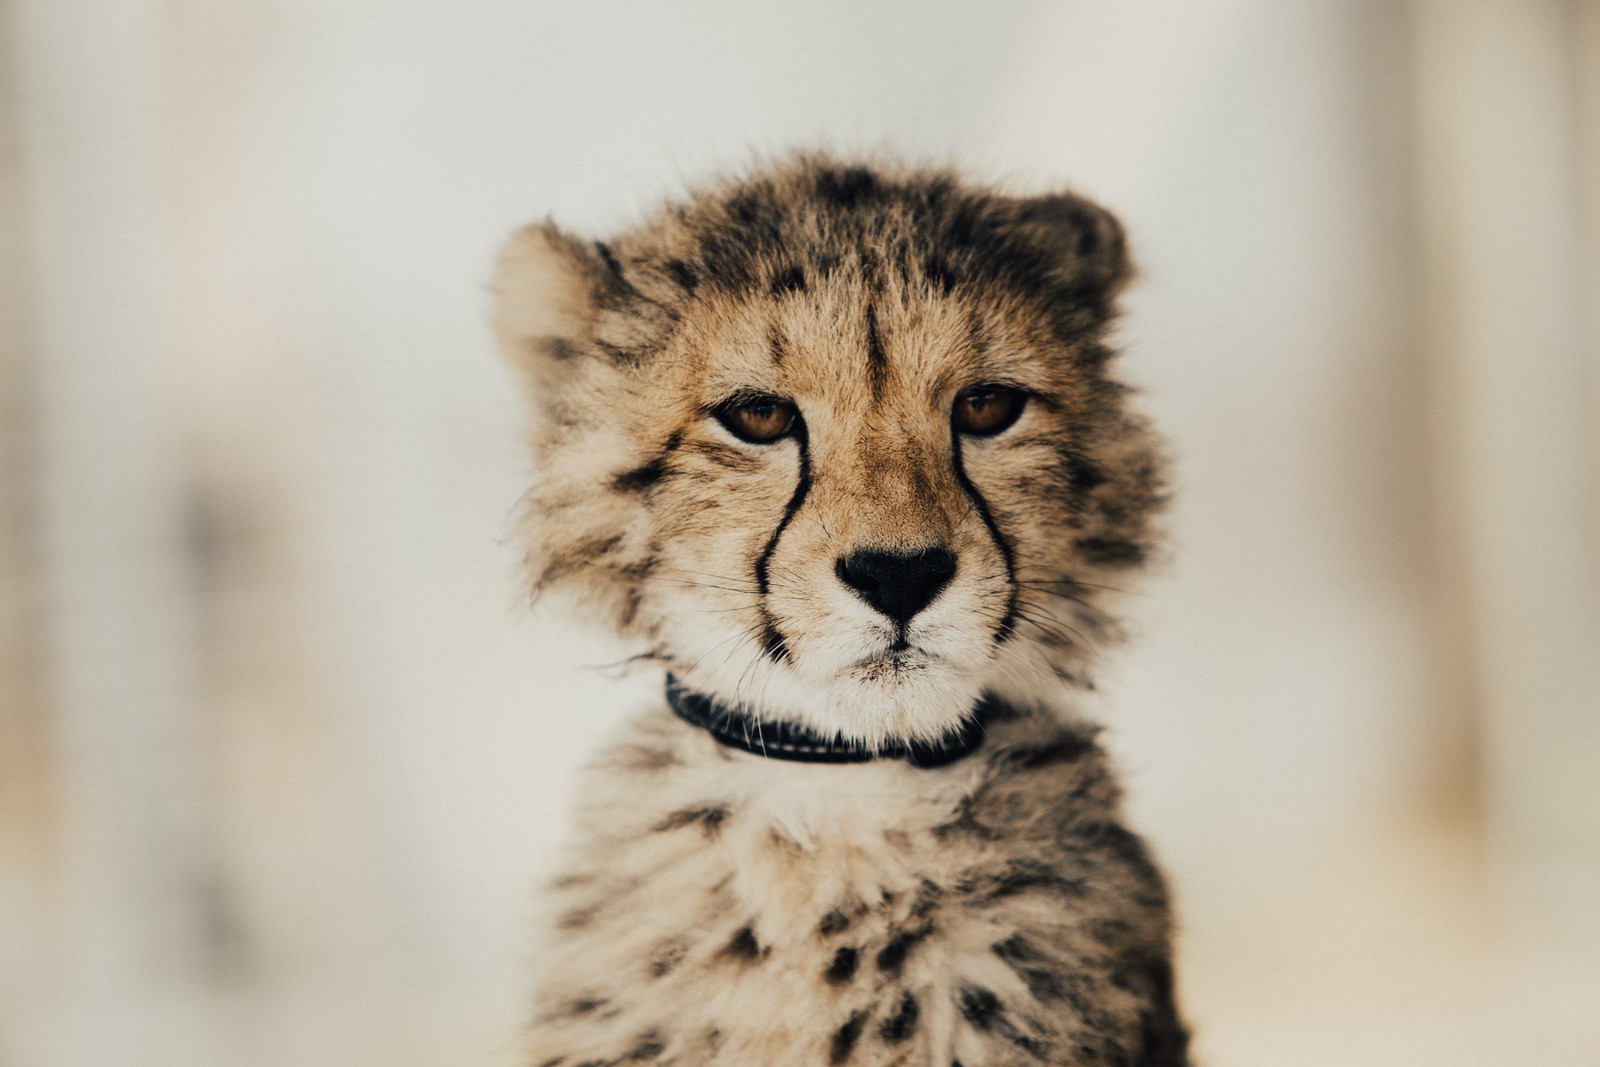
491 221 606 418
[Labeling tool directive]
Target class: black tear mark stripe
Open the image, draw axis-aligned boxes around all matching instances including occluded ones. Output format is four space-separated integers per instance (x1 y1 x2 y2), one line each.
865 303 888 400
950 434 1018 642
752 417 811 662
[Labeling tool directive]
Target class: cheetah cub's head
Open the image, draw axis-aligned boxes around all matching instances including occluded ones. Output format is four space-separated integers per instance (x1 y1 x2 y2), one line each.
493 158 1164 748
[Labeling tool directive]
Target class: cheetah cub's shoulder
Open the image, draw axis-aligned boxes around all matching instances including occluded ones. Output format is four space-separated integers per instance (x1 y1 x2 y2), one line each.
492 156 1190 1067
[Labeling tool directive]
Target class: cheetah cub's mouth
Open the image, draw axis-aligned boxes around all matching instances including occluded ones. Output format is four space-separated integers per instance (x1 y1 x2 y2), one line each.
492 160 1160 750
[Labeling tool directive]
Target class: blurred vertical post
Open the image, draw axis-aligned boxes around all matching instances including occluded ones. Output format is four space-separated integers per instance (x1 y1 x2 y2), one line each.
1410 0 1600 933
7 1 219 1063
0 0 57 1019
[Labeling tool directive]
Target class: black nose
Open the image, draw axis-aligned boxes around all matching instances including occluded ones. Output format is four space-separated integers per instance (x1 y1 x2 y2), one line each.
835 547 958 625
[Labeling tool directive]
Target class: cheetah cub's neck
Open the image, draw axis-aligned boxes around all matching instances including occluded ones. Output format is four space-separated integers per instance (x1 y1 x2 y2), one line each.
494 156 1190 1066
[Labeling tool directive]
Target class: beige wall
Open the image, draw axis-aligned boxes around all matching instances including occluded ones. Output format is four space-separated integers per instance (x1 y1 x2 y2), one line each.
2 3 1596 1065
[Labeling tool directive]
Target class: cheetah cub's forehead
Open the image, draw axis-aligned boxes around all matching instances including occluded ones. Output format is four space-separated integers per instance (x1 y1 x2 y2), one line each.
493 157 1165 745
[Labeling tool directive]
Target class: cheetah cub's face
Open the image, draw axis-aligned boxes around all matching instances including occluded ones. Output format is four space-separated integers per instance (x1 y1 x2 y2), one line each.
493 159 1163 747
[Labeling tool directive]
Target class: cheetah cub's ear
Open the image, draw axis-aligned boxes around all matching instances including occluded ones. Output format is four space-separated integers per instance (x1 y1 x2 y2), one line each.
1016 191 1135 303
490 221 608 419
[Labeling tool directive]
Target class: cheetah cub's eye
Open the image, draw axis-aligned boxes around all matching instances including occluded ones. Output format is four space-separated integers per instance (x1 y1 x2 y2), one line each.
714 395 799 444
952 386 1027 437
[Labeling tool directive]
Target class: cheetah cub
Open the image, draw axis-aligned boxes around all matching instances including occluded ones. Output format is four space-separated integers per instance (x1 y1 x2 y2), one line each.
492 157 1190 1067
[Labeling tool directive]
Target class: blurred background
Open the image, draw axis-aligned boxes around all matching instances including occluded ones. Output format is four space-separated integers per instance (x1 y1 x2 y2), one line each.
2 2 1597 1065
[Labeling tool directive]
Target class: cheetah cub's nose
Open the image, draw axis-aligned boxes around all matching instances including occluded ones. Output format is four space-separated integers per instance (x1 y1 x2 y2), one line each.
835 547 958 625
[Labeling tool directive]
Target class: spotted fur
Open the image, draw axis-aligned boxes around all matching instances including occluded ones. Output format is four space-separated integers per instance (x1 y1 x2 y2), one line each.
494 156 1189 1066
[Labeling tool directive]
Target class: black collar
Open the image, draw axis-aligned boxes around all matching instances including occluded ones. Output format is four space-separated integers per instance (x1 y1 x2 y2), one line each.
665 675 992 769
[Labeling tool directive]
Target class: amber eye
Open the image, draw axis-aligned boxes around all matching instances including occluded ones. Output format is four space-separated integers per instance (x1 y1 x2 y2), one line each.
952 386 1027 437
714 395 799 444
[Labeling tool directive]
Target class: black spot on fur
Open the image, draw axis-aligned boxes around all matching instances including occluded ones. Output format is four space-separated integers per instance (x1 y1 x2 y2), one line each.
959 858 1083 905
830 1012 868 1064
626 1033 666 1061
565 996 606 1017
992 934 1044 965
648 939 687 978
652 805 727 838
593 240 623 276
1024 968 1070 1003
816 165 878 208
1065 454 1108 494
923 254 958 295
557 905 597 930
875 925 931 978
663 258 698 293
613 458 668 493
726 191 764 226
958 986 1002 1030
1075 536 1144 567
878 991 920 1043
537 1059 564 1067
719 925 764 962
769 264 807 296
818 909 852 936
1001 734 1097 770
542 337 583 362
825 946 859 985
958 986 1048 1059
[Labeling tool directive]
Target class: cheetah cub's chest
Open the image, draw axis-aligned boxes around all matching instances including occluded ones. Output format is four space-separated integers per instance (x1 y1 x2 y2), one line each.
531 714 1182 1067
493 156 1189 1066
